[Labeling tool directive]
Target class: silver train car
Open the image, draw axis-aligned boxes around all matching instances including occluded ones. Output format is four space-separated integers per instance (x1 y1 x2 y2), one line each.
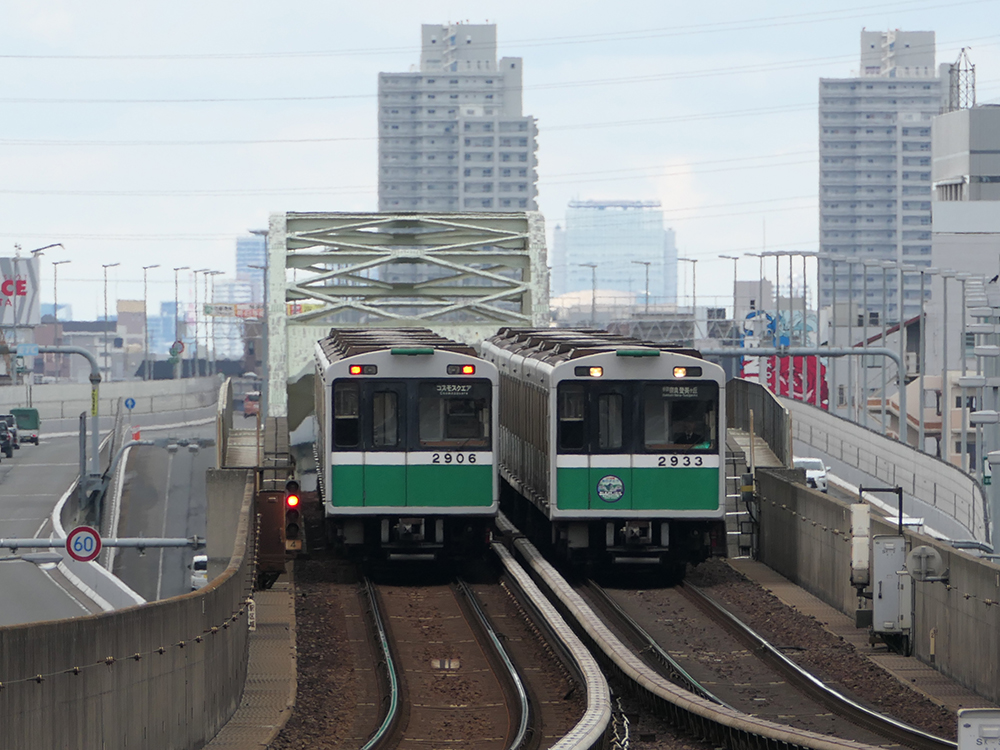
481 328 727 579
315 328 499 561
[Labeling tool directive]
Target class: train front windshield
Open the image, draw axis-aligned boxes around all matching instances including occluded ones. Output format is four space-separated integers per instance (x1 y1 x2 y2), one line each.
332 379 491 451
557 380 718 453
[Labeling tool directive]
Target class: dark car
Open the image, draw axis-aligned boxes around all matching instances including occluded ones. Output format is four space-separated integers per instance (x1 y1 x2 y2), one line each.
0 415 19 451
0 422 11 459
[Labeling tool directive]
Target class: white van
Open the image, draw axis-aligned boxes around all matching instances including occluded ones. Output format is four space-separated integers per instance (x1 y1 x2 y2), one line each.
190 554 208 590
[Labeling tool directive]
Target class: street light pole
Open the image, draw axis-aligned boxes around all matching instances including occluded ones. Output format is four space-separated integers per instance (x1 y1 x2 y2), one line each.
719 255 738 328
631 260 651 315
578 263 597 326
52 259 71 380
102 262 120 383
142 264 159 382
173 266 189 380
208 270 223 376
678 258 698 340
917 267 939 453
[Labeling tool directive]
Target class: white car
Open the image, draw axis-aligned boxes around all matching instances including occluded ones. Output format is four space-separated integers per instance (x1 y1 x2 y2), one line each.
190 554 208 590
793 457 828 493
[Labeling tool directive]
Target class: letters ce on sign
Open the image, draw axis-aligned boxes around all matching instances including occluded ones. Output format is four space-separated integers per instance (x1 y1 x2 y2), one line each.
0 256 41 327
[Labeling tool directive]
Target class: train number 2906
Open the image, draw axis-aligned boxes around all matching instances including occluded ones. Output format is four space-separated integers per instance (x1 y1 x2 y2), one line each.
431 453 477 464
658 455 704 467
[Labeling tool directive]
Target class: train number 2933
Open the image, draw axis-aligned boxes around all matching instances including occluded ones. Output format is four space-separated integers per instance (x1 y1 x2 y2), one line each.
658 455 704 467
431 453 477 464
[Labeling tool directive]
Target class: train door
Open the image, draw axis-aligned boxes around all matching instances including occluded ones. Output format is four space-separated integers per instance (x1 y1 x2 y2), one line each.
587 383 633 511
363 381 407 507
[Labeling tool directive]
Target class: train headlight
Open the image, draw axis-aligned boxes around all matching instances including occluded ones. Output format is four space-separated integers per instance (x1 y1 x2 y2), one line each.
446 364 476 375
572 366 604 377
589 367 603 378
349 364 378 375
673 367 687 378
673 366 702 378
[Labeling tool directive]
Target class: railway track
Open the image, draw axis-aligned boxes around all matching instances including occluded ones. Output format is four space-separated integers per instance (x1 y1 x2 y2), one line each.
363 578 524 750
496 511 957 750
584 579 953 749
358 558 607 750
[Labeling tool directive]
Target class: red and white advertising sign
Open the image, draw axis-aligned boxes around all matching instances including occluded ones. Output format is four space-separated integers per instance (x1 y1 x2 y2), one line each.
0 256 41 327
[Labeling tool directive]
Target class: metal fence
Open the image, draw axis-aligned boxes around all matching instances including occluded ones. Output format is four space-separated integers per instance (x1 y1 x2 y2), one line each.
726 378 791 467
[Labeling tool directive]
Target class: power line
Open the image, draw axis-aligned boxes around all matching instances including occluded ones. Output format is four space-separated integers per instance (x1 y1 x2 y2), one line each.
0 0 992 61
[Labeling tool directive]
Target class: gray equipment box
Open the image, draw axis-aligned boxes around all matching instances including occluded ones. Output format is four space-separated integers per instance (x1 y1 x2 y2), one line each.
872 535 911 634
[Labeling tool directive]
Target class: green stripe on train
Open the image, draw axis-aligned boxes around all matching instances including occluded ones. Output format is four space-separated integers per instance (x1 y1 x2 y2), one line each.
331 464 493 508
556 466 719 511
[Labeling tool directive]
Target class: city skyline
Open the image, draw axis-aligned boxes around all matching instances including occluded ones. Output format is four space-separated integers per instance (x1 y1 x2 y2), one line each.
2 3 999 319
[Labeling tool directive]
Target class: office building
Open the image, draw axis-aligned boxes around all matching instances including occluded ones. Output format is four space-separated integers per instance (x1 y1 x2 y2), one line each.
550 200 677 303
377 23 538 212
818 30 946 325
236 234 266 303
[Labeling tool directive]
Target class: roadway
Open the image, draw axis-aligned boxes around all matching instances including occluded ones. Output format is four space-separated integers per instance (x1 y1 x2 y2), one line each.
0 403 216 626
112 419 215 600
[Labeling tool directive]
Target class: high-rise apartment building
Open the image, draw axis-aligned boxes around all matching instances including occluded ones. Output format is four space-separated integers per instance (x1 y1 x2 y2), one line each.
378 23 538 212
818 30 945 324
550 200 677 302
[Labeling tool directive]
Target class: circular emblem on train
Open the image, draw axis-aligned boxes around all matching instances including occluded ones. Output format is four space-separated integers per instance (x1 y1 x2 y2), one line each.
596 475 624 503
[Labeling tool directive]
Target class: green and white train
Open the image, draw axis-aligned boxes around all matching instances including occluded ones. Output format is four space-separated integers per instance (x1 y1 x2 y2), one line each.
481 328 727 579
315 328 498 561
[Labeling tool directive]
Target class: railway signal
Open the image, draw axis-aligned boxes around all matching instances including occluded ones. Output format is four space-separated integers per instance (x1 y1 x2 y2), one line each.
285 479 302 551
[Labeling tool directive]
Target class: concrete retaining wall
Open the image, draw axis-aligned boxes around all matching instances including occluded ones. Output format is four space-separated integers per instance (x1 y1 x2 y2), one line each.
0 471 255 750
0 376 221 421
782 397 988 542
757 469 1000 704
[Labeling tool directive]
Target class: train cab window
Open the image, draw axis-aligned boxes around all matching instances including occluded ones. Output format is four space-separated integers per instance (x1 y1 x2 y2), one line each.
417 381 491 448
372 391 399 448
597 393 623 450
333 382 360 448
643 382 718 451
558 384 587 452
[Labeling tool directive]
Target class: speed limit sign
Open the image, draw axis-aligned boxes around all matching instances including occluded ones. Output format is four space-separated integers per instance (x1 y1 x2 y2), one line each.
66 526 102 563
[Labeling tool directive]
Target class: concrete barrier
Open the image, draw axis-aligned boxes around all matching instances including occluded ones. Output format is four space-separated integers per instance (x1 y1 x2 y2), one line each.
727 379 791 466
757 468 1000 704
782 396 988 542
0 471 255 750
0 376 221 421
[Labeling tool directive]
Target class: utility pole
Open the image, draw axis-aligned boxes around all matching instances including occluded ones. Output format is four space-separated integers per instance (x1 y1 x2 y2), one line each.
52 259 71 380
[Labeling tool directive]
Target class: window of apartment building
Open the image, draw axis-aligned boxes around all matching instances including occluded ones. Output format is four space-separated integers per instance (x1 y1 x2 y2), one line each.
518 153 527 162
449 79 458 84
501 168 511 177
518 169 527 177
483 199 492 207
450 94 458 99
519 199 527 207
501 199 511 207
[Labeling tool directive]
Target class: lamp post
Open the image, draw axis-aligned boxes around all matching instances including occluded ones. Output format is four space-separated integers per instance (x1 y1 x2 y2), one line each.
916 267 939 453
173 266 189 380
578 263 597 326
632 260 651 315
52 259 71 380
719 255 738 330
746 252 765 323
939 270 956 463
102 262 120 383
142 264 160 381
678 258 698 340
959 272 971 470
208 271 223 376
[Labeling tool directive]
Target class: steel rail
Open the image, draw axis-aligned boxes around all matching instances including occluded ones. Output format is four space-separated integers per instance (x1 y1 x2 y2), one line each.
583 580 733 710
682 583 955 750
455 578 531 750
359 577 400 750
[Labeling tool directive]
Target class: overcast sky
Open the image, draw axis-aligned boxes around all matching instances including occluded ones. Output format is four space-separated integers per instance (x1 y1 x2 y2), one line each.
2 0 998 319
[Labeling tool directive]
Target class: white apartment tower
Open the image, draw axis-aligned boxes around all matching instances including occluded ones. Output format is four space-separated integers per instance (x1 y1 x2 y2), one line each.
819 30 946 325
378 24 539 212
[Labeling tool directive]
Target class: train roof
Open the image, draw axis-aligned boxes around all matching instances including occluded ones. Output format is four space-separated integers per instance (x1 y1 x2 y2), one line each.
485 327 704 364
318 328 479 362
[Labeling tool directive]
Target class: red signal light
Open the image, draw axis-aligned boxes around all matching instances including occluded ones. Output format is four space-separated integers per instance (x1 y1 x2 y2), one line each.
349 365 362 375
286 493 300 508
462 364 475 375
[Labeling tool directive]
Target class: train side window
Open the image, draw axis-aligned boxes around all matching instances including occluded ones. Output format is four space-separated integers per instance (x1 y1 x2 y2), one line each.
597 393 623 450
558 384 586 452
372 391 399 448
333 382 360 448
